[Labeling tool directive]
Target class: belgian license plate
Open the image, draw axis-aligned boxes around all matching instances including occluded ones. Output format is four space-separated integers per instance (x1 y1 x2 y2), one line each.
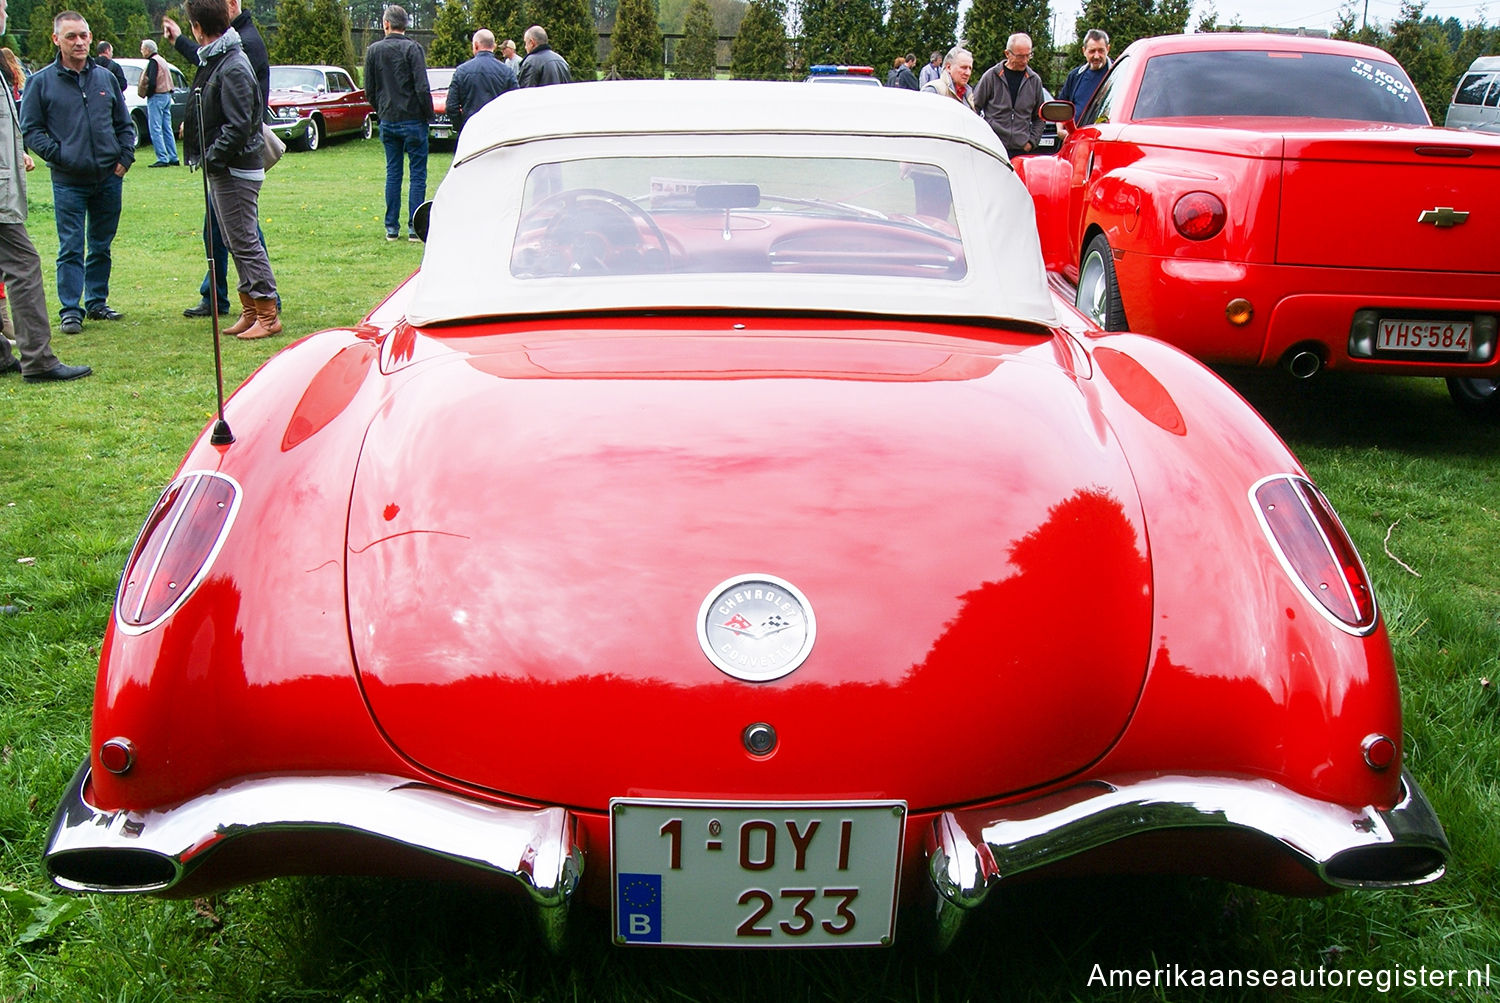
1377 318 1472 353
432 129 451 139
611 799 905 947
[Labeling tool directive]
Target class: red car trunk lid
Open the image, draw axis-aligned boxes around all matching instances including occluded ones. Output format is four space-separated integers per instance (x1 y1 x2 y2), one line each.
1277 130 1500 271
345 329 1154 811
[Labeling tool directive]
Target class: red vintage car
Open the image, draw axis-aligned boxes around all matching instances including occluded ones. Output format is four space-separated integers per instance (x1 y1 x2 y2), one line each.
43 81 1447 952
427 66 454 142
266 64 376 152
1018 33 1500 419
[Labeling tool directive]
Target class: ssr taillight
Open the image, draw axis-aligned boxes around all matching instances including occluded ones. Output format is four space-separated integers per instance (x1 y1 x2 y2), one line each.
116 471 241 633
1172 191 1226 241
1252 475 1376 633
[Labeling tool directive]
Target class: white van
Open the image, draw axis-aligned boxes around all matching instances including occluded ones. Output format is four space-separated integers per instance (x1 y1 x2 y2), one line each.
1446 55 1500 133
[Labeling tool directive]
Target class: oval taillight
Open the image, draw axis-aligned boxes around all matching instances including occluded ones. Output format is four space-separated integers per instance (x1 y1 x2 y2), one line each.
1172 191 1226 241
116 471 240 632
1252 475 1376 633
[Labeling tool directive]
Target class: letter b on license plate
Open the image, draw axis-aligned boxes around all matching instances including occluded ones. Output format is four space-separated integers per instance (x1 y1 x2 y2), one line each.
610 800 905 947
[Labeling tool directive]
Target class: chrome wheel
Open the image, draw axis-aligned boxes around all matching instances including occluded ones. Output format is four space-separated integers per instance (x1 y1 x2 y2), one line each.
1076 234 1127 330
362 115 376 140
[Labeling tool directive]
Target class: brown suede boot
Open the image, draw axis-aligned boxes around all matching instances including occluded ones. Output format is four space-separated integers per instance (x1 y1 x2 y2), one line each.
223 291 257 336
236 298 281 340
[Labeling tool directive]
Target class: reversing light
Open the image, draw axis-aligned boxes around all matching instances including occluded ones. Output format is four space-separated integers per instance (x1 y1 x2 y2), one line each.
116 471 241 633
1252 475 1376 633
1172 192 1226 241
1349 309 1380 358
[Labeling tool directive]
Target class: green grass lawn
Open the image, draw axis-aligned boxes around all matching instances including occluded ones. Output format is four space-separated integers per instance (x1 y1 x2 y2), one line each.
1 138 1497 1002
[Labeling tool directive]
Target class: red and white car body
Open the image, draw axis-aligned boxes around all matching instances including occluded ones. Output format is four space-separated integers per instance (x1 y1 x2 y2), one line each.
1018 33 1500 416
44 82 1446 952
266 64 375 152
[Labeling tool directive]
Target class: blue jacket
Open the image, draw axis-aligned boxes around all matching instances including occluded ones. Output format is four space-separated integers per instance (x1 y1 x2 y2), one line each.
21 55 134 183
1058 62 1109 115
447 50 517 132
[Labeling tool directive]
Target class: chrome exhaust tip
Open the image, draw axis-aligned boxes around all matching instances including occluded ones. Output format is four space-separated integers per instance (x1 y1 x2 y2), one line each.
1285 350 1322 379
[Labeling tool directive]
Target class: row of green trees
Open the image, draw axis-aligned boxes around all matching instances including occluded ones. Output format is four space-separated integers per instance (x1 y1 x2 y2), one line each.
3 0 1493 120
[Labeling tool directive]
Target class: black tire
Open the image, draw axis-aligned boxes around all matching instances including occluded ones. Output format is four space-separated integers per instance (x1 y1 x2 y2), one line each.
132 110 149 147
1076 233 1129 331
1446 377 1500 420
362 115 376 140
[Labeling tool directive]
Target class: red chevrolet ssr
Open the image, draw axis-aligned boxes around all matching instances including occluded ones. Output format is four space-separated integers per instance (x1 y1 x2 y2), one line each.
1019 32 1500 418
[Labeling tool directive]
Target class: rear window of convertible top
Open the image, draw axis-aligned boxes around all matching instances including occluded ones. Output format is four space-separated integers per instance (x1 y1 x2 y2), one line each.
510 156 967 281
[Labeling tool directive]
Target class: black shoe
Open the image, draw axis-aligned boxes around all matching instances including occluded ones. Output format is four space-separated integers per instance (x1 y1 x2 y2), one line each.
386 232 399 241
148 162 170 167
0 357 19 375
59 316 82 335
87 305 124 321
23 362 92 383
183 298 230 318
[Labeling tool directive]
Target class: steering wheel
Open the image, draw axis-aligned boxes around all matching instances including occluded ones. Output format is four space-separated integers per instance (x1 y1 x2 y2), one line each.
527 188 672 275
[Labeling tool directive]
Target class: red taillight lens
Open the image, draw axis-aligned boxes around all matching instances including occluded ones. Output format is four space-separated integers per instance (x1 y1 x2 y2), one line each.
1172 191 1227 241
117 472 240 631
1253 476 1376 631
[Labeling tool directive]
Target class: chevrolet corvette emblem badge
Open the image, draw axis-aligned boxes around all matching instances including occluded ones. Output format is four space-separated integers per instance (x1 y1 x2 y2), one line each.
1417 207 1469 228
698 574 816 682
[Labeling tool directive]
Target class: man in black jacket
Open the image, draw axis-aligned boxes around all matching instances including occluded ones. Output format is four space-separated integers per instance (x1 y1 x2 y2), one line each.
164 0 271 317
181 0 278 341
447 28 516 135
364 5 432 241
518 25 571 87
20 10 134 335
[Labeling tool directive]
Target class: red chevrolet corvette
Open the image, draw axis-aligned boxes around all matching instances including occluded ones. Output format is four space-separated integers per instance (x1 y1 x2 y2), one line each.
44 81 1447 951
1019 33 1500 419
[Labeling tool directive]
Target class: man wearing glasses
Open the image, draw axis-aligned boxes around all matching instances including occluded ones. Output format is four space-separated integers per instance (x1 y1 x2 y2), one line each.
972 33 1046 159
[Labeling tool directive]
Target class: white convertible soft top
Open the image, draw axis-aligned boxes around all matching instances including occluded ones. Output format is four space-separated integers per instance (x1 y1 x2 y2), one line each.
406 80 1058 328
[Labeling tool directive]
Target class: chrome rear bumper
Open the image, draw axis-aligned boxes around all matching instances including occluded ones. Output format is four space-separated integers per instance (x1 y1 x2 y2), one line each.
925 770 1448 950
46 763 1446 952
44 763 583 952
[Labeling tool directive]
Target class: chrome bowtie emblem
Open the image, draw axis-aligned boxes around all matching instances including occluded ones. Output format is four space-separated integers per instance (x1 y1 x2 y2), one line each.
1417 207 1470 228
698 574 816 682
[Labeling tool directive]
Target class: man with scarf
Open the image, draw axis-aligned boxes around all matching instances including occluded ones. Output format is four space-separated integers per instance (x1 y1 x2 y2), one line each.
921 46 975 110
164 0 270 318
180 0 279 340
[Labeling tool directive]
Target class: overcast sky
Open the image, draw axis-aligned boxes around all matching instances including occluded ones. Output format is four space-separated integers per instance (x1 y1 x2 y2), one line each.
1046 0 1496 43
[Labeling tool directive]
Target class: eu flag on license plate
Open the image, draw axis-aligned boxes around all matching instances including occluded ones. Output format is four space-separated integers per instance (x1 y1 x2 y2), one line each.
617 873 663 943
618 869 666 941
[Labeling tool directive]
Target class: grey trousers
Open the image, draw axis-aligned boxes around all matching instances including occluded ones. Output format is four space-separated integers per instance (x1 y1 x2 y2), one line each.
208 174 276 300
0 220 61 376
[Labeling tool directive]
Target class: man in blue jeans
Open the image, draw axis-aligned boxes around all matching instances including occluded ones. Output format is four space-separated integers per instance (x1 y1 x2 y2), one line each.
20 10 134 335
363 5 432 242
361 6 432 242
